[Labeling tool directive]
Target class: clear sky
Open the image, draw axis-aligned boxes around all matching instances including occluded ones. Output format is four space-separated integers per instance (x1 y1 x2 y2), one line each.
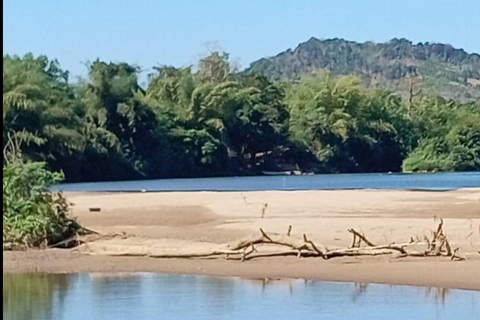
4 0 480 80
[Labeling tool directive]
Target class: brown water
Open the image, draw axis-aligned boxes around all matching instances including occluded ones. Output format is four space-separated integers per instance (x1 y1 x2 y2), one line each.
3 273 479 320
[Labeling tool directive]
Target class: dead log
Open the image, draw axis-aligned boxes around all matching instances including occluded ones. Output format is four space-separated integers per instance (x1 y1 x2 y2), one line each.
81 220 465 263
148 250 244 259
329 243 408 256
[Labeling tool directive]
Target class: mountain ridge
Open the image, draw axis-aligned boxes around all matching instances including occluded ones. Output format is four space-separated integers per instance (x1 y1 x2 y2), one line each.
246 37 480 103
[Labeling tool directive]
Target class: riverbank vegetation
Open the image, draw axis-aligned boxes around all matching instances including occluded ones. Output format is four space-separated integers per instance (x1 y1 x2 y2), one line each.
3 133 81 249
3 53 480 182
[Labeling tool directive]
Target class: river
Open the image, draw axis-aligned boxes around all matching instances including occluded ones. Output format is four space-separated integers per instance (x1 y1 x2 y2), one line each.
3 273 479 320
53 171 480 192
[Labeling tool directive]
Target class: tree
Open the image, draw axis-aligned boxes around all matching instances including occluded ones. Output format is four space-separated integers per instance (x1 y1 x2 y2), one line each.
286 72 412 172
403 99 480 172
3 54 86 176
79 60 176 180
146 54 291 173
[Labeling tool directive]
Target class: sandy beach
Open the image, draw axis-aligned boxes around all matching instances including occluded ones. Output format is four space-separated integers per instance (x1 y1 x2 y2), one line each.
4 189 480 290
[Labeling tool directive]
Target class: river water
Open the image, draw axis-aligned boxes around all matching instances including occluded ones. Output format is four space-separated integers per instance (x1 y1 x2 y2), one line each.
53 171 480 192
3 273 479 320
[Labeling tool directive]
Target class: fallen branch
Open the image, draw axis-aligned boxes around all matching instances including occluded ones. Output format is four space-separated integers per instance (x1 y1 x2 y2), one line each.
81 220 465 263
451 248 465 261
348 229 376 247
148 250 244 259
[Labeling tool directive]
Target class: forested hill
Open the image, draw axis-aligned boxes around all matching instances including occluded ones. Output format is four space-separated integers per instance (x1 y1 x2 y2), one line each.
246 38 480 103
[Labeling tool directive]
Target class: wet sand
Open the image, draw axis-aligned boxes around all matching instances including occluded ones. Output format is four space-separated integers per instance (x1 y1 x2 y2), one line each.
3 189 480 290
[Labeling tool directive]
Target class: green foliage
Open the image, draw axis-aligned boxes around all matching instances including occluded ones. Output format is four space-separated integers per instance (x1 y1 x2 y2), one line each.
3 54 85 159
3 157 79 247
2 51 479 183
403 100 480 172
145 54 291 173
285 72 413 172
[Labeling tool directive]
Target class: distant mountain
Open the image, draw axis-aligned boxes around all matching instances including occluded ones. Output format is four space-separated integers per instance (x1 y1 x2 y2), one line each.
246 37 480 103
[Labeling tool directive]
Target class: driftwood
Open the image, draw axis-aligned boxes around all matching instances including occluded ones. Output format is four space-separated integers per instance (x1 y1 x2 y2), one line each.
261 203 268 218
222 220 458 261
81 219 467 262
393 219 464 260
348 229 376 247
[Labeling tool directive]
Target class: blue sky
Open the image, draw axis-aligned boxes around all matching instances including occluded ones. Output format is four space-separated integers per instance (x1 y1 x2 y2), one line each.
4 0 480 80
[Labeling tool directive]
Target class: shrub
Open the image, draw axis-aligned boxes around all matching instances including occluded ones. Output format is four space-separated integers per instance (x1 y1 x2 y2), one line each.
3 159 80 248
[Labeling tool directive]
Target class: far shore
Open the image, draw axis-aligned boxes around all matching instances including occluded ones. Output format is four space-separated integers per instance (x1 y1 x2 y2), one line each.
4 188 480 290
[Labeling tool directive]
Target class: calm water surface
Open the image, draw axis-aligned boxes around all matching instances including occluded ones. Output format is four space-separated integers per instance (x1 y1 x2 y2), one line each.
53 171 480 192
3 273 479 320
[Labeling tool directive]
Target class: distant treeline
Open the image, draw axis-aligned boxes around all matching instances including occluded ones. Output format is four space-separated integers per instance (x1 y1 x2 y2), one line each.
3 53 480 182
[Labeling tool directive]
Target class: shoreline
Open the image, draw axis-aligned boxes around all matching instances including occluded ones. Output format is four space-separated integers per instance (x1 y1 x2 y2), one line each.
4 250 480 291
50 187 470 193
4 188 480 290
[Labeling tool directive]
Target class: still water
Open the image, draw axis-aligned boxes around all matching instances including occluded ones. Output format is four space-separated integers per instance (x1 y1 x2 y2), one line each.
53 171 480 192
3 273 479 320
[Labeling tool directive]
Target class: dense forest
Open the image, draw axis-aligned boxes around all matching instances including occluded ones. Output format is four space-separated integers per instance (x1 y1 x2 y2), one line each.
3 50 480 183
247 38 480 103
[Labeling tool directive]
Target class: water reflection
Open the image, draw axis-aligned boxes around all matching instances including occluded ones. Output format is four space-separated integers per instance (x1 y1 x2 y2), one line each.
351 283 369 302
3 273 71 320
3 273 479 320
